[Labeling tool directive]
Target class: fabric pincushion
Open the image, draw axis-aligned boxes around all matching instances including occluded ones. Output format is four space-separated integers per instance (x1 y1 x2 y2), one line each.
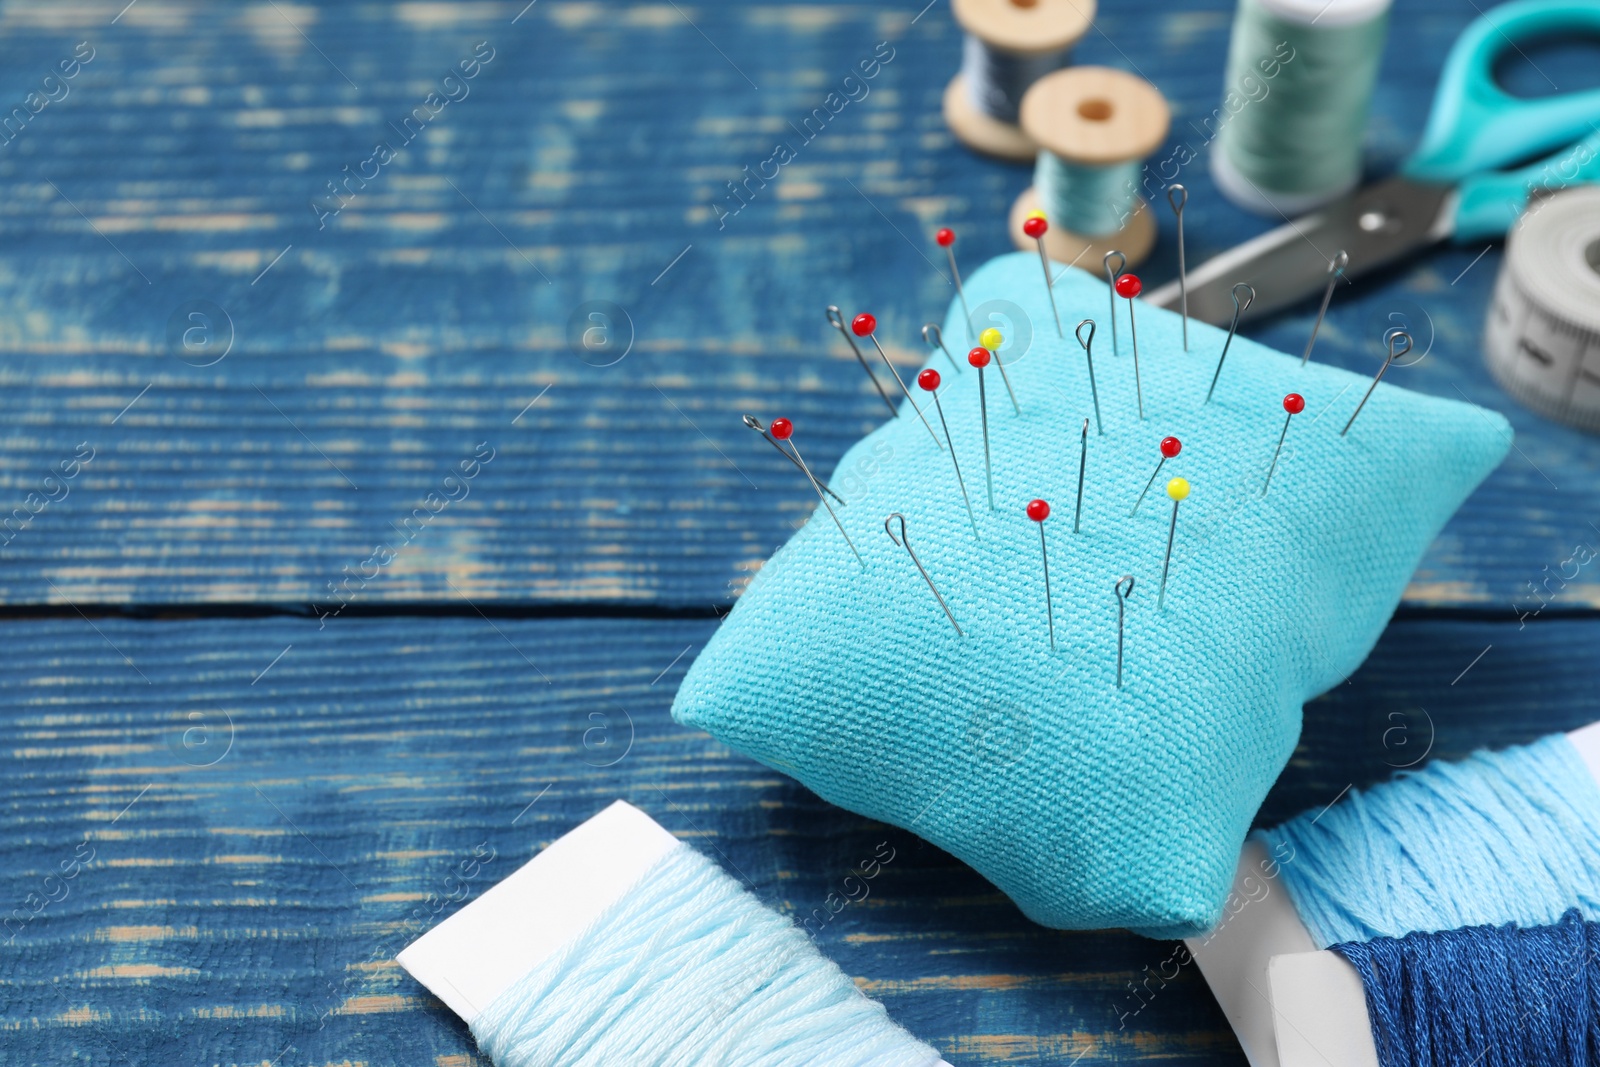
672 251 1511 937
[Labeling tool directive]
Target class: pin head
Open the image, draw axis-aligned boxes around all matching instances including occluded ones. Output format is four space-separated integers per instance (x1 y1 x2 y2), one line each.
917 368 941 391
851 313 876 337
979 327 1003 350
936 228 955 247
1284 393 1305 415
1115 273 1142 299
1027 499 1050 522
967 346 990 368
1022 215 1048 239
770 417 794 440
1160 436 1181 458
1166 477 1189 501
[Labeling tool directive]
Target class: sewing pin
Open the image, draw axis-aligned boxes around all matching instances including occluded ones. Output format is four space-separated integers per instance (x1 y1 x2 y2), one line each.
1204 283 1255 405
1021 212 1063 338
852 313 943 450
923 322 962 375
1115 575 1134 689
885 512 961 636
771 417 863 569
1131 436 1181 516
1157 477 1188 610
828 305 896 416
1076 318 1102 436
1074 418 1087 534
1342 330 1411 437
1115 272 1145 419
1168 185 1189 352
1262 393 1304 496
1027 498 1056 650
1103 250 1126 356
968 346 995 510
1302 250 1348 368
935 228 973 341
742 414 845 506
979 326 1020 415
918 368 979 539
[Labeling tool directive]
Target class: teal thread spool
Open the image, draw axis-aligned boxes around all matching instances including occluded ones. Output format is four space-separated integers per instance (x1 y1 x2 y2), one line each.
944 0 1093 162
1212 0 1392 216
1012 67 1171 267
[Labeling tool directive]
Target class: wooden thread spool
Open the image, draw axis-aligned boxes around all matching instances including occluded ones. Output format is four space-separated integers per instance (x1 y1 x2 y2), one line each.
943 0 1094 163
1009 67 1170 267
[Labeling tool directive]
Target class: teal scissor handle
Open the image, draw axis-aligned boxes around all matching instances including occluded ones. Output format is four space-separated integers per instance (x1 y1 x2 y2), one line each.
1453 125 1600 239
1403 0 1600 233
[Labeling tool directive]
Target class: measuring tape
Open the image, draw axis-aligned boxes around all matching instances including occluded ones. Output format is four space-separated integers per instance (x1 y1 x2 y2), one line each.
1485 186 1600 432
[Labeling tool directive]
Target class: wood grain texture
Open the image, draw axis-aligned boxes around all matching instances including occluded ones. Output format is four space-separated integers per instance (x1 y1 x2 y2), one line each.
0 612 1593 1065
0 0 1587 610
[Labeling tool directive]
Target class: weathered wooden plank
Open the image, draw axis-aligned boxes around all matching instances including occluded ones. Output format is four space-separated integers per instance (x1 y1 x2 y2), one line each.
0 612 1592 1064
0 0 1581 609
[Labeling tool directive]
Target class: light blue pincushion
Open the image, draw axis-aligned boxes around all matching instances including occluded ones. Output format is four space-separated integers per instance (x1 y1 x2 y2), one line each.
672 252 1511 937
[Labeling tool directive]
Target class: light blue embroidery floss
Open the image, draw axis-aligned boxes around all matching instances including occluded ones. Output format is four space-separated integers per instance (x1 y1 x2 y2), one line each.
1255 734 1600 947
470 842 943 1067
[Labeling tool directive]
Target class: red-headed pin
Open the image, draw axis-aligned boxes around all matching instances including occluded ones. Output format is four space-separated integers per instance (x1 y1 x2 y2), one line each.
1262 393 1304 496
1027 498 1056 650
935 227 973 341
853 313 943 450
1158 477 1189 610
918 369 979 538
1022 212 1063 338
770 417 862 569
1115 272 1145 419
1131 435 1181 516
743 414 844 506
968 346 995 510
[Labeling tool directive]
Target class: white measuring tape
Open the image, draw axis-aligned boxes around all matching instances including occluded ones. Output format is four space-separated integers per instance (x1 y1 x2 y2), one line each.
1485 185 1600 432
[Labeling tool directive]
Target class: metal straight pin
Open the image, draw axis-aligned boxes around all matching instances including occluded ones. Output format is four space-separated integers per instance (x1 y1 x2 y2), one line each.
742 414 845 505
935 228 974 342
852 313 943 450
770 417 864 569
1205 283 1256 405
828 305 896 416
1115 575 1135 688
1074 418 1088 534
978 326 1021 415
1157 477 1189 610
1302 250 1349 368
1343 330 1411 437
1168 185 1189 352
1262 393 1305 496
968 346 995 510
885 512 962 636
1076 319 1103 436
1104 251 1126 357
1116 272 1145 419
917 369 979 539
1131 436 1182 516
1022 212 1063 338
923 322 962 375
1027 499 1056 650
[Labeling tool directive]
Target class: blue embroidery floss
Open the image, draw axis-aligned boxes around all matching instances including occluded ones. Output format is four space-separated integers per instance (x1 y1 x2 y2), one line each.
470 842 944 1067
1332 910 1600 1067
1255 734 1600 948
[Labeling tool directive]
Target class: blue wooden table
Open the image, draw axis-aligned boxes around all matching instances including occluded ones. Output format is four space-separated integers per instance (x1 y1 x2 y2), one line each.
1 1 1595 1064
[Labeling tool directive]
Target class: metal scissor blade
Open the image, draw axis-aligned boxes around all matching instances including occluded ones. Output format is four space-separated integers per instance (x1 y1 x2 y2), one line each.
1145 176 1458 326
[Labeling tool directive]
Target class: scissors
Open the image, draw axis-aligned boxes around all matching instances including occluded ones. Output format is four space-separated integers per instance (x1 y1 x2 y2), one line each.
1146 0 1600 326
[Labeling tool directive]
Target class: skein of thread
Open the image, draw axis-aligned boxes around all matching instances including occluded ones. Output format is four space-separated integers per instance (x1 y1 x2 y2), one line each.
1212 0 1392 216
470 841 944 1067
944 0 1094 162
1332 910 1600 1067
1253 734 1600 948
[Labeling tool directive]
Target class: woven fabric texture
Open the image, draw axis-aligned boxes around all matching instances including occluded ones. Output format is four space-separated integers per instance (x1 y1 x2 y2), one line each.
673 252 1512 936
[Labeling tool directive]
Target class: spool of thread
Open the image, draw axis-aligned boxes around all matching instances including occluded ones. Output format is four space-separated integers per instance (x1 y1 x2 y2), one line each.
1010 66 1170 266
1485 186 1600 433
1211 0 1391 217
943 0 1094 162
